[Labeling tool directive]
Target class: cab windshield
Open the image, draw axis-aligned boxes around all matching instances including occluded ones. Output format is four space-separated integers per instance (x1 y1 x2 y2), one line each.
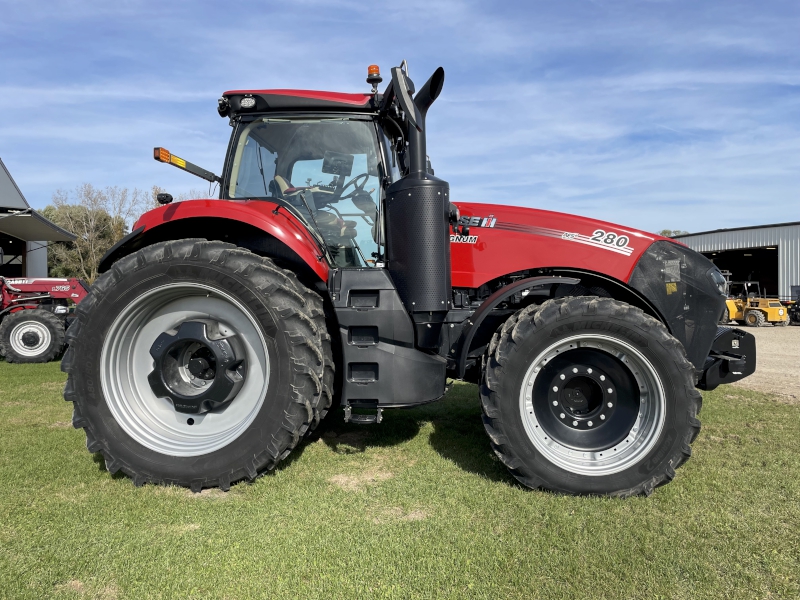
226 117 382 268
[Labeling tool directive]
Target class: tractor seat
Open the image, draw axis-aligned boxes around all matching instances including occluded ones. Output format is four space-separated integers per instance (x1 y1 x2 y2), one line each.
315 211 358 240
274 175 291 195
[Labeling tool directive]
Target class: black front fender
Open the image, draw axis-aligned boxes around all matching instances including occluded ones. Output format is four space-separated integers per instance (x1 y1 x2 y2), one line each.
455 276 580 378
629 241 726 371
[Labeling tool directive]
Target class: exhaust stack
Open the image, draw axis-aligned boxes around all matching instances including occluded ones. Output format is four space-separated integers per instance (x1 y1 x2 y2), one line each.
384 66 451 349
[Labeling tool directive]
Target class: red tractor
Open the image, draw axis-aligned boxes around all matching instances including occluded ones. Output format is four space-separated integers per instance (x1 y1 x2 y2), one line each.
0 275 88 362
63 63 756 496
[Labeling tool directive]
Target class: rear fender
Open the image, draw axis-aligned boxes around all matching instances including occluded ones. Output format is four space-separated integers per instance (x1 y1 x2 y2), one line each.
99 200 329 283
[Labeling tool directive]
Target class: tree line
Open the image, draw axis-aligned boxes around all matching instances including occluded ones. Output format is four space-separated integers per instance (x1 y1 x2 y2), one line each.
42 185 205 283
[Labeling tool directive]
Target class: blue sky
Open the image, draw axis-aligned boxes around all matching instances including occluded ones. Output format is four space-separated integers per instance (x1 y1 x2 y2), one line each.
1 0 798 233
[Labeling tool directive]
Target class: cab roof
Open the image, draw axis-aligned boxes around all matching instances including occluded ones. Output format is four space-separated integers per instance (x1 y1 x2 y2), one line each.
220 89 375 116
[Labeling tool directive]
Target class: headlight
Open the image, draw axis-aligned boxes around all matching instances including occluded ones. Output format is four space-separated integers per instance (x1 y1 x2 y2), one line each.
709 268 727 296
779 309 785 316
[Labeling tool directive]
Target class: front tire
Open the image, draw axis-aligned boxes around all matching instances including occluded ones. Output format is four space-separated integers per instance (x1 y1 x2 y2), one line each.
480 297 701 496
744 310 765 327
63 240 326 491
0 309 65 363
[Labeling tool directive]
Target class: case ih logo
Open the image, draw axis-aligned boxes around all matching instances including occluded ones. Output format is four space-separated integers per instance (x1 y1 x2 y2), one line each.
458 215 496 228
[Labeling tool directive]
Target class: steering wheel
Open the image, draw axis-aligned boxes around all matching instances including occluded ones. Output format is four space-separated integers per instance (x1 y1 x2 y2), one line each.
339 173 369 200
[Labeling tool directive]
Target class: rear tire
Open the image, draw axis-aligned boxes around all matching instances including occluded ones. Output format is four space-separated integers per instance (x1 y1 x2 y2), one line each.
744 310 765 327
0 309 65 363
63 240 326 491
480 297 701 497
282 271 335 433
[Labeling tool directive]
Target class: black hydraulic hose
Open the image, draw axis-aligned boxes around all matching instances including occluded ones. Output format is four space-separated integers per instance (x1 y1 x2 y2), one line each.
382 116 405 151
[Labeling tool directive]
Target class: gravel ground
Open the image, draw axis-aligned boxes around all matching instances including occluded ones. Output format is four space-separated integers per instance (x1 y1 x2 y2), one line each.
728 324 800 401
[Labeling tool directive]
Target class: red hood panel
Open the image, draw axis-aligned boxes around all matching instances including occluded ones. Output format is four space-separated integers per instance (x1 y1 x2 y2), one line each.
133 199 670 290
451 202 669 288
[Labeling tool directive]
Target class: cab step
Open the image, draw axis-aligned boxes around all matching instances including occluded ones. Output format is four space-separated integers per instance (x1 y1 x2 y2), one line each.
343 406 383 425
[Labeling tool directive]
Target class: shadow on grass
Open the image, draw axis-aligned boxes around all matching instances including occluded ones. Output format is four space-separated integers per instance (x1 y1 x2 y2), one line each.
287 382 513 485
85 382 513 488
91 452 127 480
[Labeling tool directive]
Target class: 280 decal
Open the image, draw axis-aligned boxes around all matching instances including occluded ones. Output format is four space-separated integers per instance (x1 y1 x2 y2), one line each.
589 229 631 250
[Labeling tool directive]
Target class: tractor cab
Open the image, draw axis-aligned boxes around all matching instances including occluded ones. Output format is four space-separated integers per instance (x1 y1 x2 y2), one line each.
224 116 387 268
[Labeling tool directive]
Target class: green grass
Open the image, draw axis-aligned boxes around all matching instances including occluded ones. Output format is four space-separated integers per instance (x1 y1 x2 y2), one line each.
0 362 798 599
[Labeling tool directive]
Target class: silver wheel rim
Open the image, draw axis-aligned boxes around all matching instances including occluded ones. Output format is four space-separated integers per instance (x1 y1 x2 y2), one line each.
100 283 270 457
9 320 52 357
519 334 666 476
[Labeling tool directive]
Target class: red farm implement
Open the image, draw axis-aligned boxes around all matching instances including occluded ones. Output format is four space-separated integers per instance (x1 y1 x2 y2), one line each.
0 276 88 362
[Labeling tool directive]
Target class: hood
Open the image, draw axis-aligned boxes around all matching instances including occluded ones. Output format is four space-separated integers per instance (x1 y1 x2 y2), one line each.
450 202 674 289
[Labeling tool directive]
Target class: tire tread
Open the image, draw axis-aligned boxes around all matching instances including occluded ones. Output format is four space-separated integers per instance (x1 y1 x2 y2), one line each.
63 239 330 491
479 296 702 497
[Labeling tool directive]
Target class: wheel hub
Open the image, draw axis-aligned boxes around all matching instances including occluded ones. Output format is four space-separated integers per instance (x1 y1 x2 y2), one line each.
549 365 618 430
520 335 666 476
21 330 41 348
148 320 247 414
531 346 640 452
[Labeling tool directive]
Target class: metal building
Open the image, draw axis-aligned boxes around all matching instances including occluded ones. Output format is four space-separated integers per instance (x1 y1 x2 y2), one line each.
1 158 75 277
674 222 800 301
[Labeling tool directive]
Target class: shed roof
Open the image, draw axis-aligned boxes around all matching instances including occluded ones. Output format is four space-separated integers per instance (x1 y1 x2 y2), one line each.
673 221 800 239
0 158 30 210
0 158 76 242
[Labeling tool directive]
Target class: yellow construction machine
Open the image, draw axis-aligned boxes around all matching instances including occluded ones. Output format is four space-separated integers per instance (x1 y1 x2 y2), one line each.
719 275 789 327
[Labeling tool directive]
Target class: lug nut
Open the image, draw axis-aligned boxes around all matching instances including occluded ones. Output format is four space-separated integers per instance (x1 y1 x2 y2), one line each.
572 368 578 373
588 421 593 427
560 374 565 380
572 421 578 427
607 402 613 408
552 400 558 406
587 368 593 374
553 386 558 392
600 415 606 420
607 388 613 394
600 375 606 381
560 413 565 419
